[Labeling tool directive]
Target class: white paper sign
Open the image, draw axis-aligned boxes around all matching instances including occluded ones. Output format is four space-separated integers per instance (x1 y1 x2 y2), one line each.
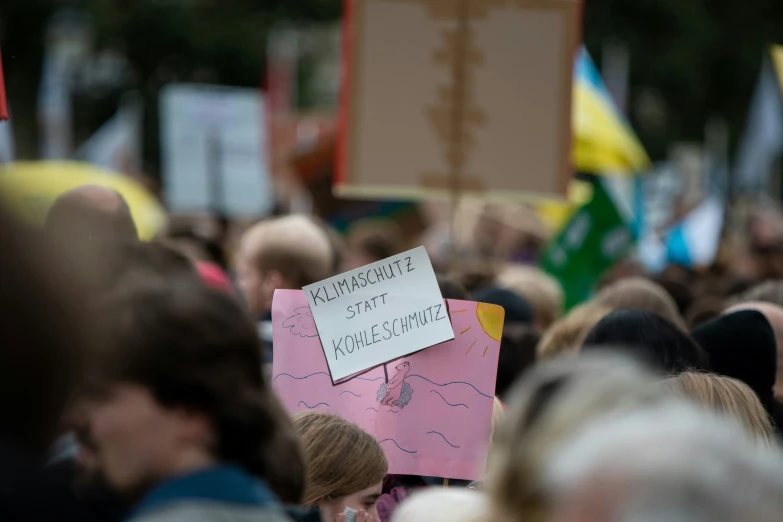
303 246 454 381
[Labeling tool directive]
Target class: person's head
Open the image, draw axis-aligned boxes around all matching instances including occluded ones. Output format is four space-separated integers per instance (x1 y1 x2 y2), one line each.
0 207 89 454
725 301 783 399
391 488 491 522
536 304 612 361
473 286 532 326
595 277 684 327
489 396 506 453
45 185 139 298
85 282 304 502
45 185 138 241
293 412 388 519
662 372 775 446
543 403 783 522
340 219 402 272
436 274 471 300
582 310 709 375
499 265 564 332
487 353 666 522
236 215 332 318
496 325 539 400
736 280 783 307
691 310 781 429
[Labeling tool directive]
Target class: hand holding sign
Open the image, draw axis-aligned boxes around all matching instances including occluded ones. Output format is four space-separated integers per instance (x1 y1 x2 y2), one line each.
303 246 455 381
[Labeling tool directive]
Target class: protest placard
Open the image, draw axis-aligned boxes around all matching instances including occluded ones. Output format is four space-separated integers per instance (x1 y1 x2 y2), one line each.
303 246 454 381
336 0 581 201
273 290 503 479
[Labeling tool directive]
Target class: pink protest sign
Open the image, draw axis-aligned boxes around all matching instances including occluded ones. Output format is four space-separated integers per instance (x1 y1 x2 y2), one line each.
272 289 503 480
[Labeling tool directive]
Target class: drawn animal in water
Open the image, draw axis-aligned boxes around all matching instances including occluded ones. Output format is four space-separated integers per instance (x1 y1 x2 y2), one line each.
379 362 411 407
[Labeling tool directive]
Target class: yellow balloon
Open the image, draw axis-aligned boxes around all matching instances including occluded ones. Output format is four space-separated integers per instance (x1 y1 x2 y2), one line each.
0 161 167 240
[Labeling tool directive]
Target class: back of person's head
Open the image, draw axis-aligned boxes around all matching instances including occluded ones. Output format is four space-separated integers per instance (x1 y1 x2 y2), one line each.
543 403 783 522
45 185 139 298
436 274 471 300
341 218 403 271
488 353 666 522
737 280 783 307
45 185 138 241
691 310 781 429
110 240 200 293
582 309 709 374
537 303 612 361
237 215 333 317
595 277 684 327
293 412 388 507
499 265 564 331
496 325 539 400
724 300 783 398
0 208 89 453
473 286 532 325
88 281 304 501
391 488 490 522
662 372 775 446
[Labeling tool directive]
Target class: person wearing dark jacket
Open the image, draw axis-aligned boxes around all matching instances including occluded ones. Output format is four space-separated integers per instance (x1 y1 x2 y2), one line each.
0 206 100 522
692 310 783 435
84 281 305 522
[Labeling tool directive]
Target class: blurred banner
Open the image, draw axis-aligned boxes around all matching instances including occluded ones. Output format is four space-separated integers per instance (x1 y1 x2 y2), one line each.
335 0 581 201
160 84 273 218
0 49 7 120
733 47 783 194
541 179 633 309
0 118 14 164
0 161 166 240
76 94 141 176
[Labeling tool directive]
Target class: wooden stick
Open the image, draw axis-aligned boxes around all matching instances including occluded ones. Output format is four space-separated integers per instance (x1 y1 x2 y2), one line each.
443 478 449 488
384 363 389 384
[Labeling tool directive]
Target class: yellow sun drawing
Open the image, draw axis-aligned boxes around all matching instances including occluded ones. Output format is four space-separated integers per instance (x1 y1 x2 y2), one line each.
476 303 505 342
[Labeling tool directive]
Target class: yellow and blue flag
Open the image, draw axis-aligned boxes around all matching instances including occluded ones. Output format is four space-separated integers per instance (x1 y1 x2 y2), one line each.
573 48 651 176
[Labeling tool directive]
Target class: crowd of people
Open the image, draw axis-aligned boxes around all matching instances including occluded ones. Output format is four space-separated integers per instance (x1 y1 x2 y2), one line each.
5 184 783 522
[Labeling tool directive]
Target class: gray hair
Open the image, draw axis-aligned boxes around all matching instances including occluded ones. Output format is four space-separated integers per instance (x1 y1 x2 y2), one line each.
544 403 783 522
487 352 668 522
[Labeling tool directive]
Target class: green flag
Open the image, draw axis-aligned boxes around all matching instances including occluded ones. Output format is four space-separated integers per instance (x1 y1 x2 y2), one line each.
541 179 633 310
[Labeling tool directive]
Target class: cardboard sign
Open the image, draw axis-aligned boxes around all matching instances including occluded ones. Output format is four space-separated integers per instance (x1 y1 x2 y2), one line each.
303 246 454 381
336 0 581 201
273 290 503 479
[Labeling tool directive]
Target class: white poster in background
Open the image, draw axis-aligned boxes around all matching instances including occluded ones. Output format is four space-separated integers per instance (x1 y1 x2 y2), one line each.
303 246 454 382
160 84 273 217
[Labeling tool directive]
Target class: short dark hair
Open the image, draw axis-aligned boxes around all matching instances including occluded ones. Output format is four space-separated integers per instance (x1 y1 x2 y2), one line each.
496 325 540 401
582 309 710 375
0 208 88 452
90 282 305 501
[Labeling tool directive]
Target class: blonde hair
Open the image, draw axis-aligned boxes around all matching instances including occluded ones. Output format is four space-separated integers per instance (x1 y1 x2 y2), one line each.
499 265 564 331
487 354 667 522
241 215 332 288
293 412 388 506
595 277 684 327
536 303 612 361
391 488 490 522
489 397 506 452
662 372 776 446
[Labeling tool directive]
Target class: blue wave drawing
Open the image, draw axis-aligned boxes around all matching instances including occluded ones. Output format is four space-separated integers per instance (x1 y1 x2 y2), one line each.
379 439 417 454
298 401 329 409
387 410 399 414
354 376 384 382
273 372 330 382
427 431 460 448
408 374 493 399
366 407 379 412
340 391 362 397
430 390 469 409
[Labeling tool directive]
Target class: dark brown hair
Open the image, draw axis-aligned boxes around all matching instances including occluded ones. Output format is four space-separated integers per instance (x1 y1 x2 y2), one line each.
91 281 305 502
0 208 88 452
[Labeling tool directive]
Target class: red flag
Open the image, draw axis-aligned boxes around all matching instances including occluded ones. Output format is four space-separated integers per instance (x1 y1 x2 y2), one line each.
0 50 7 120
